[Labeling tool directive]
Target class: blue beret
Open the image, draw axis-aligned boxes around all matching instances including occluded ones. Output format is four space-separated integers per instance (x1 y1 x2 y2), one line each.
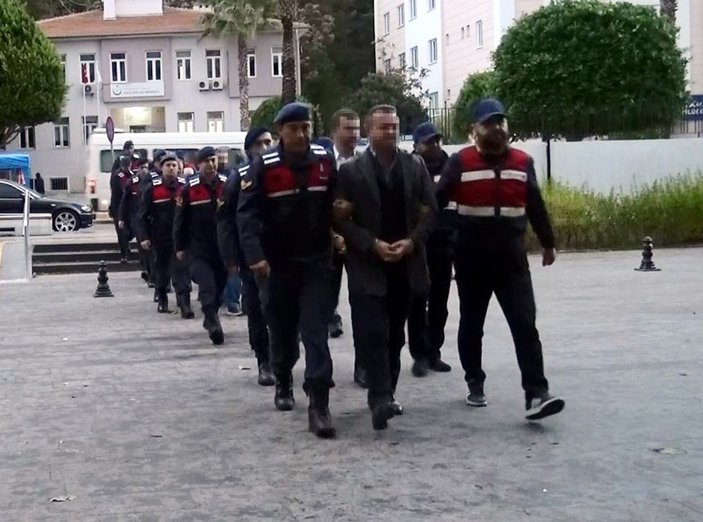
196 146 217 164
274 102 311 125
244 127 271 151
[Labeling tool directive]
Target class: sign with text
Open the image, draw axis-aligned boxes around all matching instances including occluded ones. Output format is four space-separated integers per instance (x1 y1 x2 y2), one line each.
110 81 164 99
682 95 703 121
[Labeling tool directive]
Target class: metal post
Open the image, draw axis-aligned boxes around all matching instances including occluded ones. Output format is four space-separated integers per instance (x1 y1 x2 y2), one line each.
295 27 302 99
22 188 31 281
546 136 552 183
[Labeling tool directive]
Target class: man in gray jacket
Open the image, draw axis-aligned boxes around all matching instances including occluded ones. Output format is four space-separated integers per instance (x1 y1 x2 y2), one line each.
333 105 437 430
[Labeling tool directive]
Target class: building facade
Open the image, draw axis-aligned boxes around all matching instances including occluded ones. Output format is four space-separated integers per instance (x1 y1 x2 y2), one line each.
7 0 299 196
375 0 701 108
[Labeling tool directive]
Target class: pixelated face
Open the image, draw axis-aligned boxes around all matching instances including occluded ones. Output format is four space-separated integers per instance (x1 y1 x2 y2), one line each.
334 116 361 153
368 111 399 150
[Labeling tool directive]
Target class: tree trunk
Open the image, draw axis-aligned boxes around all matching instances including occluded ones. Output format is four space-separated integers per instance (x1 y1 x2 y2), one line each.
238 34 250 131
660 0 677 23
279 0 298 104
0 126 20 149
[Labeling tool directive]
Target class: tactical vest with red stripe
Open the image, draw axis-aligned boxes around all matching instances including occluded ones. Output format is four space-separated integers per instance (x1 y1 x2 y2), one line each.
151 177 182 204
261 149 332 199
187 174 226 207
450 146 529 219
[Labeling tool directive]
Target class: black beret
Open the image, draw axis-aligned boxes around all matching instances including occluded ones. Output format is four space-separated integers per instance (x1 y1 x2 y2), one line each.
244 127 271 151
123 140 134 150
196 146 217 164
153 149 167 163
274 102 311 125
119 155 131 168
160 152 179 166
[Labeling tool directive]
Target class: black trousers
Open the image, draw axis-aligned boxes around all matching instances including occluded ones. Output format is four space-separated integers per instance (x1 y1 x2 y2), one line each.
113 217 131 257
454 246 549 398
241 265 270 364
263 259 334 391
349 266 410 406
129 213 152 280
153 242 191 297
408 235 454 362
330 251 344 325
189 255 227 317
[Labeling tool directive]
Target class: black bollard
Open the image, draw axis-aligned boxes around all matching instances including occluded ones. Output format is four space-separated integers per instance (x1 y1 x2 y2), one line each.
634 236 661 272
94 261 115 297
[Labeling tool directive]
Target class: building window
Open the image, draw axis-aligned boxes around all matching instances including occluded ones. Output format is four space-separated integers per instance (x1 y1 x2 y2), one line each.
247 50 256 78
83 115 98 143
466 25 471 37
146 51 162 81
271 47 283 77
398 52 406 69
384 59 392 73
54 117 70 148
110 52 127 83
428 0 436 11
206 50 222 80
176 50 192 80
429 38 438 64
207 111 224 133
409 0 417 19
476 20 483 48
410 46 419 69
397 4 405 27
19 127 35 150
50 178 69 191
383 12 390 35
178 113 194 133
79 53 96 84
429 92 439 109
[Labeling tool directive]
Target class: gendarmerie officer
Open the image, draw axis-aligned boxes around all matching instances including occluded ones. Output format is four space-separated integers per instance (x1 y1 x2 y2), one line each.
173 146 228 345
137 152 194 318
237 103 338 439
217 127 275 386
119 156 153 287
436 98 565 420
109 155 133 263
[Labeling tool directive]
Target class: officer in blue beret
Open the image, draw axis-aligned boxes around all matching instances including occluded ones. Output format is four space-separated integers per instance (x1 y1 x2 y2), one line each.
237 101 339 439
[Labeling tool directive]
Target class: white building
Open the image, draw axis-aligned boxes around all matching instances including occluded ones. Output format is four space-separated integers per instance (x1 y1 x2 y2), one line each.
5 0 302 197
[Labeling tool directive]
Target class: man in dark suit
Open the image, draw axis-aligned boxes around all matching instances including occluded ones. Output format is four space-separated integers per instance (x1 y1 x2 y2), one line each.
333 105 437 430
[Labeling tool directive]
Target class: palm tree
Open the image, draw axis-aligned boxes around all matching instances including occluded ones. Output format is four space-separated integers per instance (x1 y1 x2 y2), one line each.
660 0 677 24
202 0 276 130
277 0 299 104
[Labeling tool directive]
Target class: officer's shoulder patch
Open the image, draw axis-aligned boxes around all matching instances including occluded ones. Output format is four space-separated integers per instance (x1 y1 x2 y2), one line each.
118 172 125 178
132 175 140 183
262 152 280 166
238 165 250 176
218 174 228 183
150 172 159 178
178 177 186 184
240 178 254 191
152 178 163 186
176 195 184 206
189 177 200 187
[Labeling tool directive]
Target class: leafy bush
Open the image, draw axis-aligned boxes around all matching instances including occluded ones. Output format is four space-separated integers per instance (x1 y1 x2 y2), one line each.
452 71 497 142
527 173 703 251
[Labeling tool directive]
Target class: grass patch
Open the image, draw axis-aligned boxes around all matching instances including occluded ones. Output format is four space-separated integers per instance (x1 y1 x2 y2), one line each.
527 172 703 251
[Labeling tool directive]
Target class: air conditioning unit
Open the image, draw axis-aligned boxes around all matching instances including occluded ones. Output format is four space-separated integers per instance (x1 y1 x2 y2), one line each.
198 79 210 91
211 79 225 91
84 84 94 96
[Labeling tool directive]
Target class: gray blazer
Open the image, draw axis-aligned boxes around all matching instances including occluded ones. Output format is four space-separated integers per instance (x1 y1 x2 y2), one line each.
334 149 437 297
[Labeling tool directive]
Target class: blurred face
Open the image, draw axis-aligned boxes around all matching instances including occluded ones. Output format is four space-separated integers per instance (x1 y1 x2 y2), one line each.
278 121 312 153
333 116 361 154
249 132 273 157
199 156 217 177
138 163 150 175
416 136 443 161
162 160 179 179
217 153 228 172
473 115 509 155
368 111 399 151
177 159 184 175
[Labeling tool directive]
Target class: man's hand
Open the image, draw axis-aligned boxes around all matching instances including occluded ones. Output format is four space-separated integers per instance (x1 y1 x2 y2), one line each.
250 260 271 278
227 262 240 275
374 240 397 262
389 239 414 260
333 234 346 255
140 239 151 251
176 251 186 261
542 248 557 266
118 220 125 230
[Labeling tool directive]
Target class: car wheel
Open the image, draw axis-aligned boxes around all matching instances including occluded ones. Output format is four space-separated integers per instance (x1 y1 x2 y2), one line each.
53 210 79 232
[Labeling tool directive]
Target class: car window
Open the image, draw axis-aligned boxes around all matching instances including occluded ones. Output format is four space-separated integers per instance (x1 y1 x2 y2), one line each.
0 183 23 198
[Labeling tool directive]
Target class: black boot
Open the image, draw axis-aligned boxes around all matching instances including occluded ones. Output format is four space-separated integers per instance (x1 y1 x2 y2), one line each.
178 294 195 319
157 289 169 313
274 373 295 411
203 312 224 345
153 289 159 303
257 361 275 386
370 396 396 431
308 386 336 439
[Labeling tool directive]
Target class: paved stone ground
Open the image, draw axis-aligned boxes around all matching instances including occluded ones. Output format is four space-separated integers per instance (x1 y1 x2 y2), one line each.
0 249 701 521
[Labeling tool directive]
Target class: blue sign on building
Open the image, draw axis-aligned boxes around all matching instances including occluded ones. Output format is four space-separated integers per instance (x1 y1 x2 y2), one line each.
682 95 703 121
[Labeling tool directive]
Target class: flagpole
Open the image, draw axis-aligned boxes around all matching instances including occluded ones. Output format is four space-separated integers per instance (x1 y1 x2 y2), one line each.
96 63 103 132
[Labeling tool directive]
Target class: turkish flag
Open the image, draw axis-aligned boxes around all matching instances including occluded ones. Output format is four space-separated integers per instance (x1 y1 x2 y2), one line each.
81 63 89 84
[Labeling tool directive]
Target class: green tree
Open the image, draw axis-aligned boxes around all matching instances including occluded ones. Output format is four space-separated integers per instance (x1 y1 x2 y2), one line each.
1 0 66 146
343 71 428 136
277 0 298 104
493 0 687 140
201 0 276 130
452 71 496 142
